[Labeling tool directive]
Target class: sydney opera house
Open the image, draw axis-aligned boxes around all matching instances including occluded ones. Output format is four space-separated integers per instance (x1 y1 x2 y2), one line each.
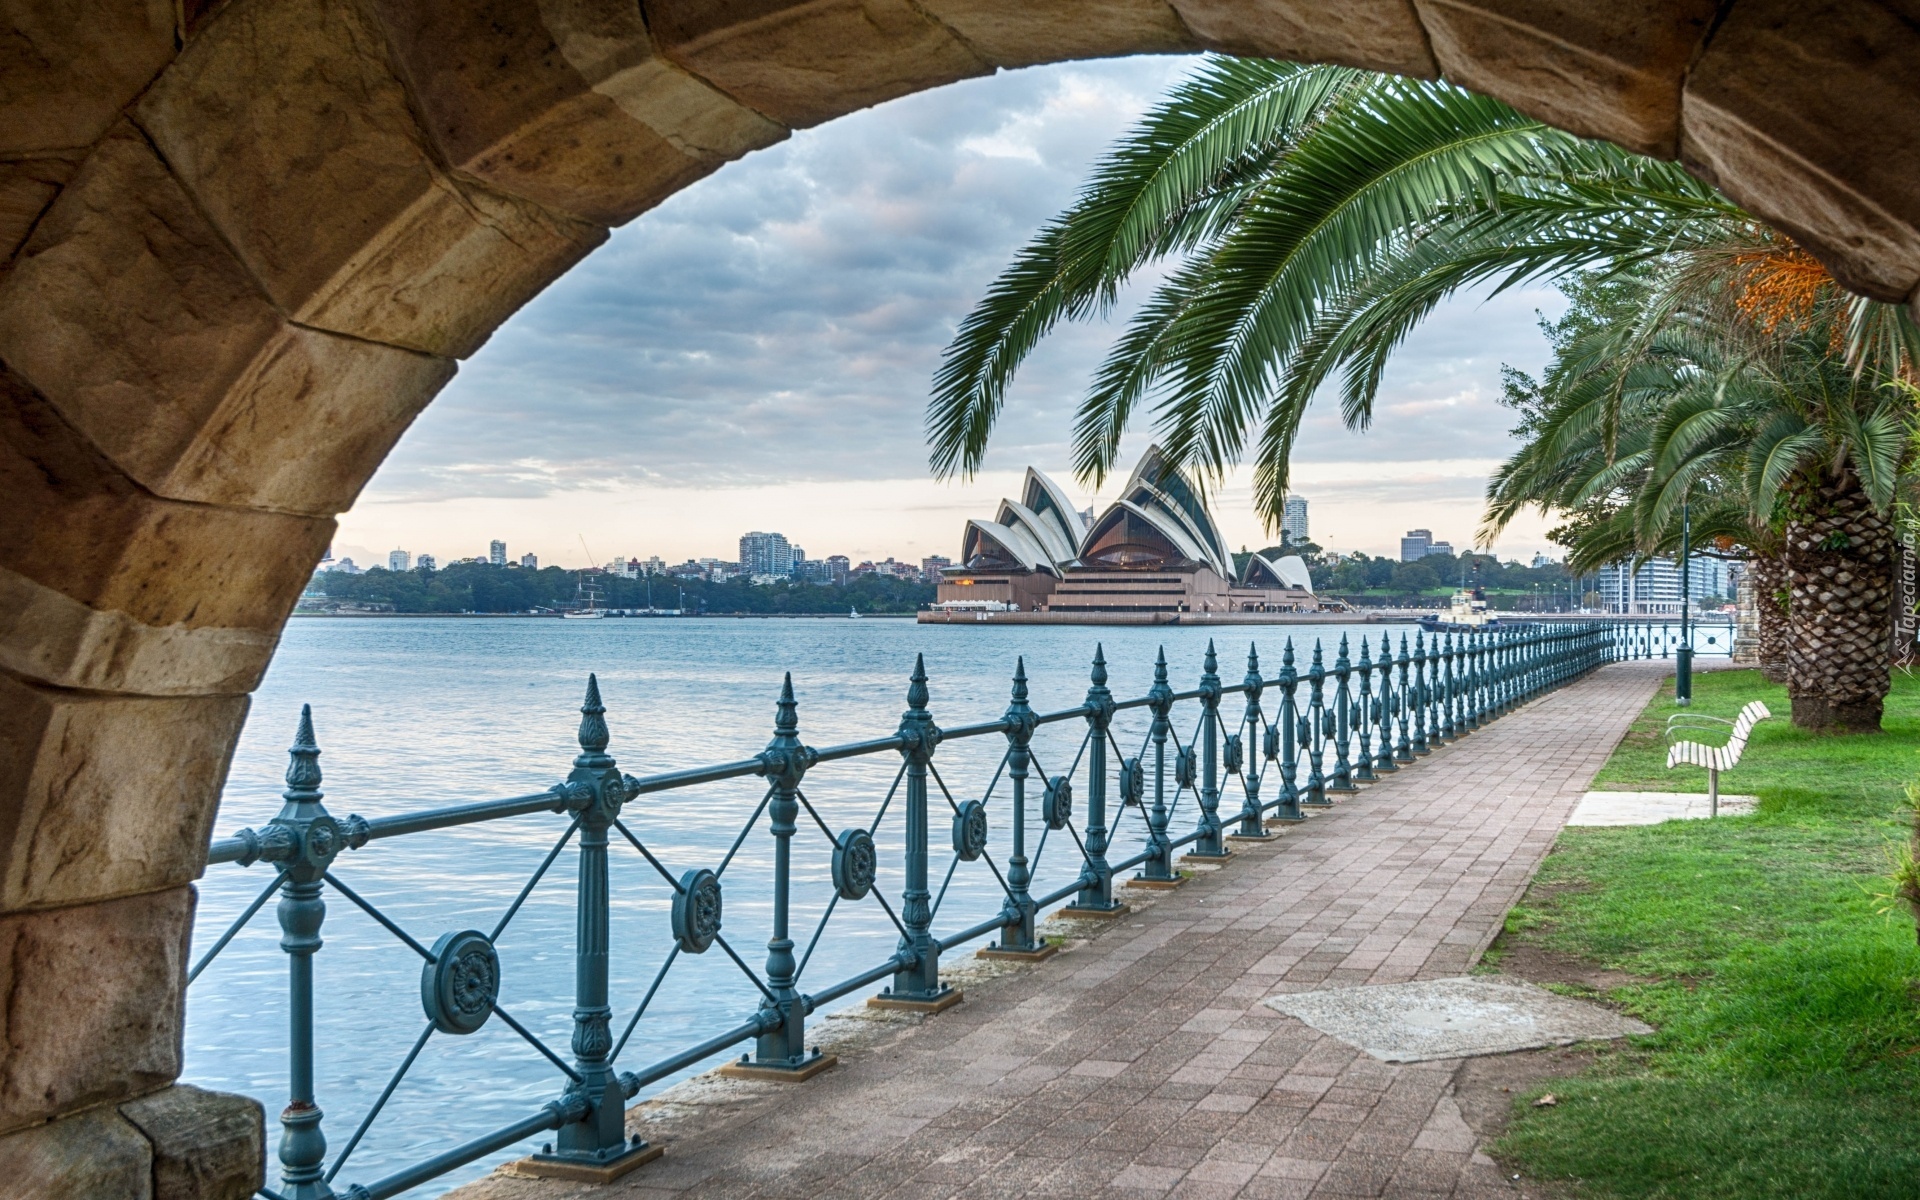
935 447 1318 616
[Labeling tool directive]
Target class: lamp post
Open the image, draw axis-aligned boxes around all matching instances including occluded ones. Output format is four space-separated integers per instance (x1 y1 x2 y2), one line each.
1676 501 1693 706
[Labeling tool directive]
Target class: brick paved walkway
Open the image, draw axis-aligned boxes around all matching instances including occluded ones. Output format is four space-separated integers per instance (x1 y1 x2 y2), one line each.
463 660 1668 1200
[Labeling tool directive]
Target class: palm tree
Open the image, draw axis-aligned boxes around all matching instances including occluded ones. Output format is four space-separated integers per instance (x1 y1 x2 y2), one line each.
929 57 1917 527
1485 289 1910 731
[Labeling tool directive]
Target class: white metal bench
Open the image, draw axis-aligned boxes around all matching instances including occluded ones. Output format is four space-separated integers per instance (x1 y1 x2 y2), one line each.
1664 700 1770 816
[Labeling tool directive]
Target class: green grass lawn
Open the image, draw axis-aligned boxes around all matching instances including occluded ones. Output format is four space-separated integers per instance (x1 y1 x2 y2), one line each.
1492 667 1920 1199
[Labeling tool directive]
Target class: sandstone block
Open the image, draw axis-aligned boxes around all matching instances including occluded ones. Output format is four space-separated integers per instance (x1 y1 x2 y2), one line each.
917 0 1199 67
135 0 606 358
0 125 457 517
119 1084 266 1200
645 0 993 128
1168 0 1438 79
0 674 244 912
0 1104 153 1200
376 0 786 226
0 888 192 1133
0 0 176 155
1681 0 1920 301
0 367 335 639
1414 0 1716 157
0 154 77 268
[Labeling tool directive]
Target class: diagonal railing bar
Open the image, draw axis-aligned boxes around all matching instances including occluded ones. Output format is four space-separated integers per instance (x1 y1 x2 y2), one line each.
323 872 434 962
927 851 962 921
489 817 580 943
976 745 1012 807
326 1022 436 1182
713 786 775 879
866 759 909 836
188 869 284 985
711 933 781 1007
862 881 915 945
489 1004 583 1082
608 946 682 1066
612 818 688 893
792 893 841 985
791 788 843 847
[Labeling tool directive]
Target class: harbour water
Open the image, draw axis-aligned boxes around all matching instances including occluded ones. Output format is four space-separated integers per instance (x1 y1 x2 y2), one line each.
186 614 1446 1193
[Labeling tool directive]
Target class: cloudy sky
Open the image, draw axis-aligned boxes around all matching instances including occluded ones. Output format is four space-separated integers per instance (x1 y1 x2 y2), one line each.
331 55 1567 572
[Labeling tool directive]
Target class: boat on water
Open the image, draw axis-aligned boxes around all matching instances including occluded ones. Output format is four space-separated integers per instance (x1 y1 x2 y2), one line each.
848 606 862 619
563 573 606 619
1419 587 1503 634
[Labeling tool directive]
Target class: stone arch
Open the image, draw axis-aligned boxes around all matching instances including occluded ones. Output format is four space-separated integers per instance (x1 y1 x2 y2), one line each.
5 0 1919 1188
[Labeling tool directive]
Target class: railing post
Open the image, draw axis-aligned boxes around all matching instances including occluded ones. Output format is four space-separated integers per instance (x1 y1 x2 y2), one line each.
538 676 650 1175
1189 641 1230 858
1233 644 1275 839
1467 631 1484 730
1135 648 1182 884
1373 633 1399 774
1302 641 1332 806
1353 638 1376 783
741 674 831 1075
879 654 954 1008
1436 632 1457 742
1327 636 1356 793
1273 640 1305 824
1394 634 1414 764
1067 646 1126 916
990 659 1052 956
1410 633 1431 756
272 707 338 1200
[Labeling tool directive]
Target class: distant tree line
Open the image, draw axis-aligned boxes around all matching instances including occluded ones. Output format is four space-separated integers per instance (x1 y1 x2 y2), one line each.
309 561 934 614
1234 543 1613 608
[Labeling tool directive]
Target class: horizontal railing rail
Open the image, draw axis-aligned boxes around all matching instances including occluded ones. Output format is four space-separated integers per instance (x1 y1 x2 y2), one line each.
189 620 1702 1199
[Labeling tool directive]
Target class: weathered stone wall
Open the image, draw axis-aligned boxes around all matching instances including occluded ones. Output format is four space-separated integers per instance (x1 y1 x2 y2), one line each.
3 0 1918 1189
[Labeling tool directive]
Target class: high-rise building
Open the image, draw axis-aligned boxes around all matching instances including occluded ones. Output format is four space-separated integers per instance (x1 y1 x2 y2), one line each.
788 546 806 573
519 552 538 569
1400 529 1432 562
1281 495 1309 544
416 553 437 571
388 549 411 572
1427 540 1455 558
921 555 952 582
826 555 851 586
1597 555 1728 613
738 531 793 578
489 540 507 566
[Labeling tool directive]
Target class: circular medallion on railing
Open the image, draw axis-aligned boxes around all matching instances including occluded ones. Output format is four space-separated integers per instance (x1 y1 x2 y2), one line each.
832 828 877 900
672 868 723 954
1222 734 1243 776
1174 747 1197 789
952 800 989 861
421 930 499 1036
1043 776 1073 830
1322 712 1337 738
1263 724 1279 761
1118 757 1145 807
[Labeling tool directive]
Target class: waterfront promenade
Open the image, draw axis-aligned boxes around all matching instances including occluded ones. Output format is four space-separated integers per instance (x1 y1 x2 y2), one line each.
456 659 1669 1200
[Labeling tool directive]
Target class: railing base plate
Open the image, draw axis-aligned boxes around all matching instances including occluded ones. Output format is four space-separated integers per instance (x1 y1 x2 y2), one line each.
718 1052 838 1083
1179 850 1231 865
978 941 1058 962
868 987 963 1014
509 1140 662 1183
1057 903 1130 920
1126 874 1187 890
1226 831 1277 843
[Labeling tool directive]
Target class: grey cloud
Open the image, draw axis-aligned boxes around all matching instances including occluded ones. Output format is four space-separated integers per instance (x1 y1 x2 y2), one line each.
365 56 1562 506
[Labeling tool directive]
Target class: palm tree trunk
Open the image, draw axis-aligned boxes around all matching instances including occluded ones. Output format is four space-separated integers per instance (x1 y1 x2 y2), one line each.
1784 473 1893 732
1749 555 1791 683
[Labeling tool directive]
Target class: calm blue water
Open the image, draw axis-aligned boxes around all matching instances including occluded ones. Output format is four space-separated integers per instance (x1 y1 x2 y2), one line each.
182 615 1426 1193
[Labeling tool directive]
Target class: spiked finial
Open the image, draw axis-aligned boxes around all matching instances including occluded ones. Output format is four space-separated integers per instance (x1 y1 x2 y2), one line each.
577 673 610 759
1204 639 1217 674
1381 631 1393 661
907 653 929 711
1154 646 1168 681
775 672 799 736
1310 639 1325 670
1011 657 1028 704
1358 636 1372 669
283 704 323 803
1282 637 1295 668
1091 643 1108 688
1247 643 1260 674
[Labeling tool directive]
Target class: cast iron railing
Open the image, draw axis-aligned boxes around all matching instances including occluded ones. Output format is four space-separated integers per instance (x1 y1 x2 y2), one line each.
193 621 1688 1199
